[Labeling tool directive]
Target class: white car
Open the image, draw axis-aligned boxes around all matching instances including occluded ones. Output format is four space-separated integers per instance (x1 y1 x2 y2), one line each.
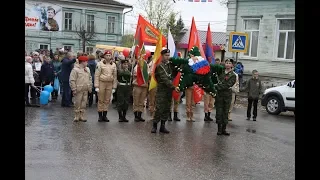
261 80 295 115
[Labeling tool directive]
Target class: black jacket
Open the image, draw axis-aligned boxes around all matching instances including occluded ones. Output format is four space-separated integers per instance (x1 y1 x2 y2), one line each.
40 61 55 83
60 58 76 82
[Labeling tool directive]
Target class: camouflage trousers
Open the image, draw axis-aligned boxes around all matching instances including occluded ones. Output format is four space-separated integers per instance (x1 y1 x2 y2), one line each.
153 88 172 123
215 94 232 125
116 85 131 111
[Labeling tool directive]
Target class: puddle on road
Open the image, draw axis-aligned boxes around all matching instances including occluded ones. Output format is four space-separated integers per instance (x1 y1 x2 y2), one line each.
246 128 256 133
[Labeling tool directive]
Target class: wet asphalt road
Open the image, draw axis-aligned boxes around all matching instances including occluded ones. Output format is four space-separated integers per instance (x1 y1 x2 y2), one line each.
25 100 295 180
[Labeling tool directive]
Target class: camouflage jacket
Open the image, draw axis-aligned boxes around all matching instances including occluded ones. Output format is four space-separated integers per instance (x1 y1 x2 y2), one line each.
215 70 236 96
155 61 175 90
210 64 225 84
117 68 131 84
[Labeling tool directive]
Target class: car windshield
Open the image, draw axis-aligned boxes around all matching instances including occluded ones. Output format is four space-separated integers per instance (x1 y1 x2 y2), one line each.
287 80 295 88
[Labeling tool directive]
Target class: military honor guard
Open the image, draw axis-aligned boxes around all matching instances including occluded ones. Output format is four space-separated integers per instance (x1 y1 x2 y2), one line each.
69 56 92 122
215 59 236 135
116 55 131 122
94 50 117 122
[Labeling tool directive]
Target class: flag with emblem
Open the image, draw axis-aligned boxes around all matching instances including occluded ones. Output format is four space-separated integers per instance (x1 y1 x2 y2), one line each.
135 26 149 86
149 32 163 91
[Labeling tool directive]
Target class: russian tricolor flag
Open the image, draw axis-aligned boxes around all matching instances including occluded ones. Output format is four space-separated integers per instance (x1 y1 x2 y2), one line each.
168 28 178 58
168 28 181 101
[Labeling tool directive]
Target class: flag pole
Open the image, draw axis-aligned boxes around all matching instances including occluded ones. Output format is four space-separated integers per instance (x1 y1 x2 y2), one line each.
167 27 169 48
129 29 137 86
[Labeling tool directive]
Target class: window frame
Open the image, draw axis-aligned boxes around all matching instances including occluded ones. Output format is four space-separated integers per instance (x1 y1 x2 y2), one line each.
86 14 95 33
86 46 94 54
241 18 261 59
63 45 73 52
107 15 117 34
39 43 50 50
64 12 73 31
274 18 295 62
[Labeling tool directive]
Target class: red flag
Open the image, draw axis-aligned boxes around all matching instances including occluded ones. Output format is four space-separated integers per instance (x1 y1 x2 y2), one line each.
188 17 205 56
172 72 181 100
188 17 205 103
134 15 167 45
205 23 215 63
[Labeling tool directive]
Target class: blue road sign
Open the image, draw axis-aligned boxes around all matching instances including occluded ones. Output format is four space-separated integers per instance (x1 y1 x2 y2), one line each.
228 32 249 53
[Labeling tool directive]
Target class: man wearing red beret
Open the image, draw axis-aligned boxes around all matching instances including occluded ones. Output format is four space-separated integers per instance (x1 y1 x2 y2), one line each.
94 50 117 122
69 56 92 122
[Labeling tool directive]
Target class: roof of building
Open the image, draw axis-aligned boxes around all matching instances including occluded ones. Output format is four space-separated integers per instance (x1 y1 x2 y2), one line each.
178 29 226 45
70 0 133 8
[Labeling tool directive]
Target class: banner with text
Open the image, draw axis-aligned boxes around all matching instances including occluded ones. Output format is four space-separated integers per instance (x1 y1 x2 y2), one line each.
25 2 62 31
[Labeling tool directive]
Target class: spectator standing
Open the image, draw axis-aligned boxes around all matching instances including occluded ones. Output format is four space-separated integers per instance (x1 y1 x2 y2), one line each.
25 56 39 107
60 52 76 107
242 70 262 121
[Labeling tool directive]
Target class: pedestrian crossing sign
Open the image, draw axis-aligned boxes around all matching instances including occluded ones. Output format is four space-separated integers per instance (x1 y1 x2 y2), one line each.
228 32 249 53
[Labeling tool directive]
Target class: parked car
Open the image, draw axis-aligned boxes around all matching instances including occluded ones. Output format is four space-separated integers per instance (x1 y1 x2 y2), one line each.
261 80 295 115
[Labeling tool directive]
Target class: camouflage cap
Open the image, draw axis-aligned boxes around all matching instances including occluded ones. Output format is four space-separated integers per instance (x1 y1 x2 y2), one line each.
161 49 170 55
121 59 129 64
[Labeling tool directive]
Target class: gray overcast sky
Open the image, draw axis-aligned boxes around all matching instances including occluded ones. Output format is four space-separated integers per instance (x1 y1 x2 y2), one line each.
116 0 228 34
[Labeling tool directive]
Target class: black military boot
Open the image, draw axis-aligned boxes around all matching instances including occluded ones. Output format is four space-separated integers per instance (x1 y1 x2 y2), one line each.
208 112 214 121
173 112 181 121
217 124 223 135
118 111 124 122
159 121 170 134
151 122 158 133
103 111 109 122
134 112 140 122
138 112 145 122
98 112 103 122
204 113 209 121
222 124 230 136
168 113 173 121
122 110 129 122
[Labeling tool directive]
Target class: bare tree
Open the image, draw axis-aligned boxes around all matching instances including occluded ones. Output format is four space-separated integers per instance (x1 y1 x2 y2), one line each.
75 24 96 53
219 0 229 7
137 0 177 32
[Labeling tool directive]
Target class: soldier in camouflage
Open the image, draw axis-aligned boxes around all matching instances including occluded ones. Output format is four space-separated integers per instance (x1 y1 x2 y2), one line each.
42 6 59 31
151 49 179 134
116 56 131 122
215 58 236 135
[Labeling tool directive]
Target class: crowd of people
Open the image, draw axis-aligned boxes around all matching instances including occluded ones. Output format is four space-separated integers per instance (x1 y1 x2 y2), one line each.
25 46 262 135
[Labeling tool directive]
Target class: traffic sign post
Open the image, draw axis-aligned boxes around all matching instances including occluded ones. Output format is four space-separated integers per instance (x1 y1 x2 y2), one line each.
228 32 249 63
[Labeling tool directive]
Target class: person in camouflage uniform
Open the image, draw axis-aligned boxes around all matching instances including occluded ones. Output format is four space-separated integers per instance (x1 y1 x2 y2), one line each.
215 58 236 135
116 56 131 122
42 6 59 31
151 49 179 134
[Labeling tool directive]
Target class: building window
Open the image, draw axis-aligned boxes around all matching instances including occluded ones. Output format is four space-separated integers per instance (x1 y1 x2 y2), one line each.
107 16 116 34
276 19 295 60
87 15 95 32
86 46 94 54
243 19 260 58
64 12 73 31
39 44 49 50
63 45 73 52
